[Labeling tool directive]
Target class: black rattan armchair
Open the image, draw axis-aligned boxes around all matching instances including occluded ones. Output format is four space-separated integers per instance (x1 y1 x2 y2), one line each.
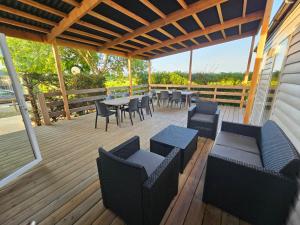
97 136 180 225
187 100 219 140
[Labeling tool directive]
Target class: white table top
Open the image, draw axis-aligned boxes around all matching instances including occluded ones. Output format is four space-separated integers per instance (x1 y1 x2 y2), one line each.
102 95 144 106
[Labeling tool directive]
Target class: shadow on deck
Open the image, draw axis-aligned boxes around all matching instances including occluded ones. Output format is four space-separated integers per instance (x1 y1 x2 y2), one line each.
0 105 249 225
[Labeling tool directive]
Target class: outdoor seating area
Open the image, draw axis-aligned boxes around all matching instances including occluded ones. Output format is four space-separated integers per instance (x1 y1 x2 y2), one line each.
1 0 300 225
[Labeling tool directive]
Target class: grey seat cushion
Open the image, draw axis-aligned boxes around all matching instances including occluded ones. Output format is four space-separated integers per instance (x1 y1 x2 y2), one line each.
212 144 263 168
196 101 217 114
191 113 215 123
126 150 164 176
216 131 260 155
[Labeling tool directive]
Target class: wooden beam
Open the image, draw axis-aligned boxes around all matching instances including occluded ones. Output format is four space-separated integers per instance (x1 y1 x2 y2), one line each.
130 11 264 56
67 28 109 42
52 41 71 120
102 0 149 26
192 14 212 41
76 21 121 38
18 0 67 17
177 0 188 9
47 0 102 41
100 0 226 50
243 35 255 84
0 17 49 33
140 0 166 18
244 0 274 124
188 50 193 89
240 34 255 108
128 58 132 96
88 11 133 33
239 0 248 35
150 31 255 59
216 3 227 39
141 34 162 43
0 5 57 26
148 60 151 89
62 0 80 7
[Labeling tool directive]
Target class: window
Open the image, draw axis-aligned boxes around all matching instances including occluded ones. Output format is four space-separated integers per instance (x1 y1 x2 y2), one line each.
260 38 289 124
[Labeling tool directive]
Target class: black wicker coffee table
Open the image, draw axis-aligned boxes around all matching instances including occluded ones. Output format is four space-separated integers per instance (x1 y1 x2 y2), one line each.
150 125 198 173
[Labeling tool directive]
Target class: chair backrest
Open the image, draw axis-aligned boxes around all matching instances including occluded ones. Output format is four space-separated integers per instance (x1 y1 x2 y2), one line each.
141 96 150 108
259 120 300 178
122 92 129 97
95 100 110 116
97 148 147 225
128 98 139 111
160 91 169 99
196 100 217 114
171 91 182 100
106 95 114 100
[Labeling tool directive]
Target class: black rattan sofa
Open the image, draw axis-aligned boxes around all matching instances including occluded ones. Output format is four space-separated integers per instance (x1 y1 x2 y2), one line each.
96 136 180 225
187 100 219 140
203 120 300 225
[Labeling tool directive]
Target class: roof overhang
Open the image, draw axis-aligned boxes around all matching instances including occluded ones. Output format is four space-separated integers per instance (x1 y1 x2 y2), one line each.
0 0 268 59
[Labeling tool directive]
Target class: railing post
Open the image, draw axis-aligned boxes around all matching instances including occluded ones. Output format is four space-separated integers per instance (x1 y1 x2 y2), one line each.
37 93 51 125
213 86 217 102
240 86 246 108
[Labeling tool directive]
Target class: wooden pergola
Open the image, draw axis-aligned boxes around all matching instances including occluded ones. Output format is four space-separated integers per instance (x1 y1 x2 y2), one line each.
0 0 274 123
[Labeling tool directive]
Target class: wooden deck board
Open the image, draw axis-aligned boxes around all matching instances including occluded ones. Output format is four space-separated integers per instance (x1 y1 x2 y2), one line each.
0 105 251 225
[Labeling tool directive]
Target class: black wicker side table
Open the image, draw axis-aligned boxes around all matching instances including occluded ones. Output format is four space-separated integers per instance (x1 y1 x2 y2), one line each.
150 125 198 173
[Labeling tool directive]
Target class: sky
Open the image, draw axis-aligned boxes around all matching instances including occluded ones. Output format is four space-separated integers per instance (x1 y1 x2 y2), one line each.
152 0 284 73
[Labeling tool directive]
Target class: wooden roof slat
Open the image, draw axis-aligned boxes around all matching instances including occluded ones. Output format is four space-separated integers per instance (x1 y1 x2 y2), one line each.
192 14 212 42
88 11 133 33
157 28 174 39
132 38 151 47
0 17 49 33
139 0 166 19
62 0 80 7
67 28 109 42
130 11 264 56
59 34 102 47
151 30 256 59
216 3 226 39
102 0 150 26
47 0 103 41
0 4 57 26
141 34 162 43
240 0 248 35
17 0 67 17
100 0 226 50
177 0 188 9
76 20 121 38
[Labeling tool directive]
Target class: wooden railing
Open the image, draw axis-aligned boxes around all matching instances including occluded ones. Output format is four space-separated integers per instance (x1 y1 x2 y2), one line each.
37 84 149 125
149 84 250 108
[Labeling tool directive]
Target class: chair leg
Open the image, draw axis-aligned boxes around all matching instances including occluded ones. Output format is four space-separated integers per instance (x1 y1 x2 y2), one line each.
138 110 143 121
95 114 98 129
140 108 144 120
129 112 133 126
115 113 119 125
149 106 152 117
105 117 109 132
151 101 154 112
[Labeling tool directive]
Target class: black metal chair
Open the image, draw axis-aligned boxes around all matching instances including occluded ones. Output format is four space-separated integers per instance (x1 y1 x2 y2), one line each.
121 98 142 125
95 100 118 131
138 96 152 120
96 136 180 225
122 92 130 97
169 91 183 108
187 100 219 140
105 95 114 100
158 91 169 107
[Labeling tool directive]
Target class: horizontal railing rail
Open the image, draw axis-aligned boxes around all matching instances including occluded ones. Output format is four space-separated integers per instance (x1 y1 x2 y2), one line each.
150 84 250 107
37 85 149 125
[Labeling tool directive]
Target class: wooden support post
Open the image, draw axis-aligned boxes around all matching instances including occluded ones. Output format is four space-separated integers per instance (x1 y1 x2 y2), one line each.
37 93 51 125
128 57 132 96
188 50 193 90
52 41 71 120
240 35 255 108
244 0 274 124
148 60 151 91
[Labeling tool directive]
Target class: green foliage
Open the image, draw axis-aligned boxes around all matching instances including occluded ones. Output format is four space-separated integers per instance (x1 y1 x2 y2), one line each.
151 71 250 86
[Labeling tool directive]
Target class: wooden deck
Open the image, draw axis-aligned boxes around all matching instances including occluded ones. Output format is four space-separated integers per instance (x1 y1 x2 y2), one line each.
0 105 291 225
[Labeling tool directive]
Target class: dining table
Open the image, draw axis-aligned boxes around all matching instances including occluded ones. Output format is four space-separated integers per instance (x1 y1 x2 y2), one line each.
155 90 196 107
102 95 144 127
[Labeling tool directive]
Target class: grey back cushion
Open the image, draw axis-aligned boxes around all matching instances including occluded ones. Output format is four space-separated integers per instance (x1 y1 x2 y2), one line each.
260 120 300 178
196 101 217 114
